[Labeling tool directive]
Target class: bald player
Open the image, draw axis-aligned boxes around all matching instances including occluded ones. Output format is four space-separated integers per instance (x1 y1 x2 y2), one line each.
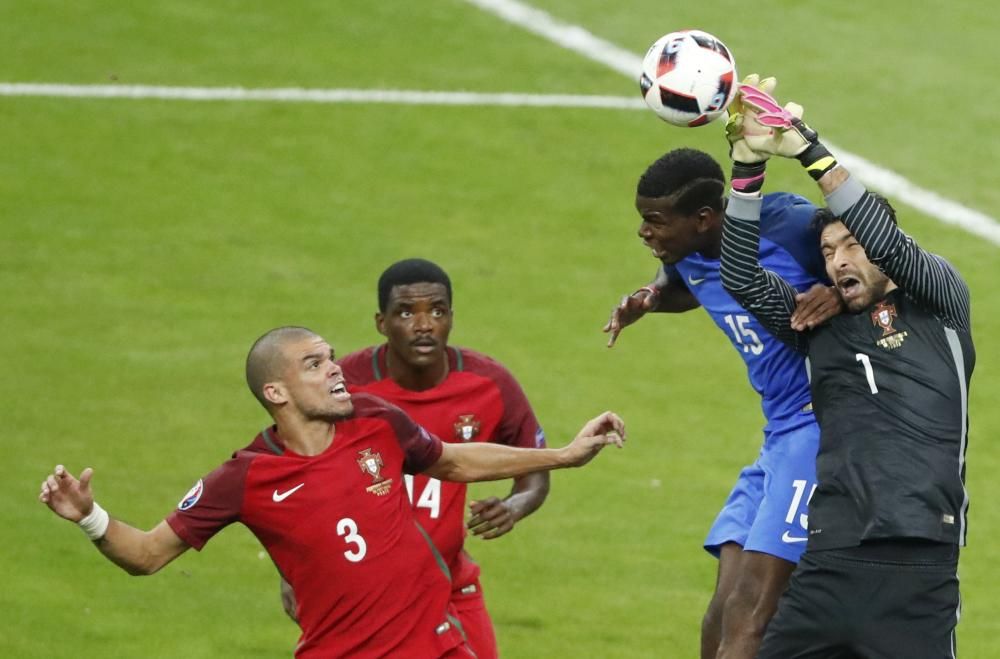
40 326 626 658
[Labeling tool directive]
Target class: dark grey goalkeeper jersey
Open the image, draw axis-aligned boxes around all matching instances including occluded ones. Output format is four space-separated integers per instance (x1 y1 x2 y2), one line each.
720 174 974 550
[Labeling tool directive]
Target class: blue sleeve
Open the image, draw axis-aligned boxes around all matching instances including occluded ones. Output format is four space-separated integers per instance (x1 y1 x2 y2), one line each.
759 193 828 284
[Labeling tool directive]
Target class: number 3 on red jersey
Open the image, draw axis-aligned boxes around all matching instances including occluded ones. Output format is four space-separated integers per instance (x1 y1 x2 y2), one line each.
337 517 367 562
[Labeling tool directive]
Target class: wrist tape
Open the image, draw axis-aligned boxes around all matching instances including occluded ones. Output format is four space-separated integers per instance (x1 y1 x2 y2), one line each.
78 502 110 541
731 162 766 194
796 142 838 181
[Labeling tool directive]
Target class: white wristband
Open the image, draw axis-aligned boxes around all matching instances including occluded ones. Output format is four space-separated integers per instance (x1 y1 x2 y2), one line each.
78 502 110 541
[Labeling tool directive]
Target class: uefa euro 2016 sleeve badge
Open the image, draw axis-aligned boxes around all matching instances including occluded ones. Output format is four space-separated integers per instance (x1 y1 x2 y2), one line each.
178 479 204 511
357 448 393 496
453 414 481 442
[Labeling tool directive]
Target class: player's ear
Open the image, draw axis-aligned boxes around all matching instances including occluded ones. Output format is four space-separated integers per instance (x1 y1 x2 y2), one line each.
263 381 288 406
375 312 387 337
696 206 716 232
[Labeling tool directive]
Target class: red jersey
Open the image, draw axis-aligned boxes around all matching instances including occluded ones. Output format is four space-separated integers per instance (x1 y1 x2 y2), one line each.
338 345 545 590
165 394 466 658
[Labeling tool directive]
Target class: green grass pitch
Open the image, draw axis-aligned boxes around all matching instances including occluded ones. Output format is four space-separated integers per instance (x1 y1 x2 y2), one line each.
3 1 998 656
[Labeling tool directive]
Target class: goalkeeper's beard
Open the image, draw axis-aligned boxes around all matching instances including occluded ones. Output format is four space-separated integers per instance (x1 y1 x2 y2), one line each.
842 272 893 314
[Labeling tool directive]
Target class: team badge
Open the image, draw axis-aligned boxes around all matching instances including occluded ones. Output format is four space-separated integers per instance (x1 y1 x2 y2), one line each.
177 479 204 511
871 301 898 336
871 301 908 349
453 414 481 442
357 448 393 496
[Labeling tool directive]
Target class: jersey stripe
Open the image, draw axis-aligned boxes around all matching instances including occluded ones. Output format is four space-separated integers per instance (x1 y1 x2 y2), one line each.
371 345 384 381
450 346 464 372
261 427 284 455
412 520 452 581
944 327 970 546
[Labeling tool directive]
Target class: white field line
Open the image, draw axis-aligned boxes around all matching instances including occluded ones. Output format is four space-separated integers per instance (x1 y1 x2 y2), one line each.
0 82 644 109
463 0 1000 247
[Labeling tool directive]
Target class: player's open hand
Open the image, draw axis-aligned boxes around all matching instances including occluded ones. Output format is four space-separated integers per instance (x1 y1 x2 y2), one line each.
603 288 659 347
738 83 817 160
791 284 844 331
467 496 517 539
39 464 96 522
563 411 626 467
726 73 776 165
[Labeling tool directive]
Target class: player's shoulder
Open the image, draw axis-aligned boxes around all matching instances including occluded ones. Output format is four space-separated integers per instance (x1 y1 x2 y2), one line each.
235 426 286 459
350 391 406 420
349 392 437 452
759 192 824 264
350 393 428 439
453 346 520 383
337 345 380 385
761 192 817 231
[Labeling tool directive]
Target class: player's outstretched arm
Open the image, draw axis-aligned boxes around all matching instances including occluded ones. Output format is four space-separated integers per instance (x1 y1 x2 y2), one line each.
603 286 659 347
740 83 969 330
603 279 699 347
40 465 190 575
425 411 625 483
719 76 808 351
468 471 550 540
820 171 972 331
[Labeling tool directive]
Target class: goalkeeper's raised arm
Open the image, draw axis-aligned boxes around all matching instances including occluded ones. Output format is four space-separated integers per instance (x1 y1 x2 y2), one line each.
718 75 809 352
738 84 970 331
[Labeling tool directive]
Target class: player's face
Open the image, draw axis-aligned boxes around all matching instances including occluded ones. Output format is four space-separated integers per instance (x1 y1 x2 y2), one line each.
278 336 354 420
821 221 893 313
635 194 706 264
377 282 453 371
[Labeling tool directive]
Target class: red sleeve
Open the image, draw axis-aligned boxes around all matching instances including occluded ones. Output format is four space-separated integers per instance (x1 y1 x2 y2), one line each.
464 349 545 449
351 393 443 473
164 454 252 551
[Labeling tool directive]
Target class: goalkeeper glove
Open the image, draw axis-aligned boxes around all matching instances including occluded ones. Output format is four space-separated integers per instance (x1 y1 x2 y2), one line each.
738 85 839 181
726 74 775 194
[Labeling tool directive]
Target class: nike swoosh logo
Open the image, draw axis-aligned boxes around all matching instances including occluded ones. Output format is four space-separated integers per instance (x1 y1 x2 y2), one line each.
272 483 305 502
781 531 808 543
687 275 706 286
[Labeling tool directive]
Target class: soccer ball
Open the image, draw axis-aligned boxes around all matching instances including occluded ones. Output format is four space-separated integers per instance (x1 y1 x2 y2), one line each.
639 30 737 127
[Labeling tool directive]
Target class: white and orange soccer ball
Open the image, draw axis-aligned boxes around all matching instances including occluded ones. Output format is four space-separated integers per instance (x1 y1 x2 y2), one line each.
639 30 737 127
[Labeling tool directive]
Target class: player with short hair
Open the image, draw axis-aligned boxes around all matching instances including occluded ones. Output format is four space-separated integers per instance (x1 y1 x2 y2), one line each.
604 133 841 658
281 258 549 658
39 325 625 658
719 80 972 658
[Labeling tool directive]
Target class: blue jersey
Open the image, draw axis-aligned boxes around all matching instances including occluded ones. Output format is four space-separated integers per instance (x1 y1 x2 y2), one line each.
666 192 825 432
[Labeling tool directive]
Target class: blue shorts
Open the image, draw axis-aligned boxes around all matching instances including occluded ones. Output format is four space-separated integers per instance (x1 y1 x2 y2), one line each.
704 416 820 564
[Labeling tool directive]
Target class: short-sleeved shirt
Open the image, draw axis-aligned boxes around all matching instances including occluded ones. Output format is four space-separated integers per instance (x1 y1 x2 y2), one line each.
166 393 466 658
664 192 824 432
338 345 545 590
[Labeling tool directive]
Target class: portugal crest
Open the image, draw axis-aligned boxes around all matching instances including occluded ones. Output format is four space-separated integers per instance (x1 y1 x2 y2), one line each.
357 448 393 496
871 301 898 336
871 300 908 350
454 414 481 442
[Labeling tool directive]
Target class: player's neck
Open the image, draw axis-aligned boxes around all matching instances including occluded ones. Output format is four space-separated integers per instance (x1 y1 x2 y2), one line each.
699 225 723 259
386 353 449 392
276 417 335 457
